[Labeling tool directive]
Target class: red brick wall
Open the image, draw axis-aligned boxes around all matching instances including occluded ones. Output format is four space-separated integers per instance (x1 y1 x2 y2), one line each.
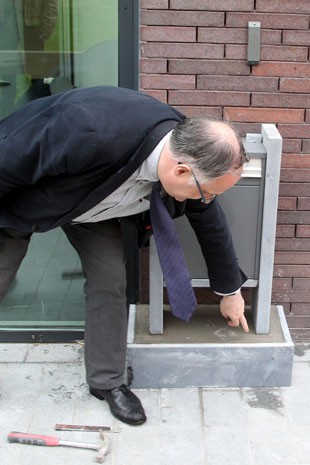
140 0 310 341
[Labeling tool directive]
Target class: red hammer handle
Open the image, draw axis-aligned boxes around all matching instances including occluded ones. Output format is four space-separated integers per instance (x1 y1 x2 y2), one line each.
8 431 60 446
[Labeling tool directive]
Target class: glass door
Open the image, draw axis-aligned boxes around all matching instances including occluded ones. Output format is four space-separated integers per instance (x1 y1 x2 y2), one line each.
0 0 138 341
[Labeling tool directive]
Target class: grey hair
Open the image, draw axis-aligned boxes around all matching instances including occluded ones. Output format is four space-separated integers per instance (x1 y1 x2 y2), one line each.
169 117 248 183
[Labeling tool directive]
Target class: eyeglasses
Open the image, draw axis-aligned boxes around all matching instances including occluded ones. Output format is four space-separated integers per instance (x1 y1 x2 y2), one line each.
191 171 216 204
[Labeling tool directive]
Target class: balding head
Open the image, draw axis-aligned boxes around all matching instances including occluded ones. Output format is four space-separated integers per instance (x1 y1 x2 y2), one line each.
169 117 248 182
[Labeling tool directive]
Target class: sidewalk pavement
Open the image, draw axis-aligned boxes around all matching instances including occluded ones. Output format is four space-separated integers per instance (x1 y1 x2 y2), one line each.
1 342 310 465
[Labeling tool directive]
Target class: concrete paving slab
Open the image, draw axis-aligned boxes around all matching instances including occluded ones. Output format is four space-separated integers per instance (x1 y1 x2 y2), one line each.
1 343 310 465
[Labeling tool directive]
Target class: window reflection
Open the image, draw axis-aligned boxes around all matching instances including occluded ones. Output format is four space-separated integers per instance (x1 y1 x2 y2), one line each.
0 0 118 331
0 0 118 119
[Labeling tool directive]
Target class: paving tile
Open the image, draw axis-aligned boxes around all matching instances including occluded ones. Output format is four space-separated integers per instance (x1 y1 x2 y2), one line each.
289 426 310 465
290 361 310 388
0 344 29 362
158 388 206 465
242 388 290 443
0 363 42 411
282 364 310 426
294 344 310 363
113 423 161 465
251 441 298 465
26 343 84 363
204 425 253 465
202 388 246 427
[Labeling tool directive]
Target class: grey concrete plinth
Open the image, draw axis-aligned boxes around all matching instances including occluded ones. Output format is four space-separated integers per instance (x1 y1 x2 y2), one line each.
127 305 294 388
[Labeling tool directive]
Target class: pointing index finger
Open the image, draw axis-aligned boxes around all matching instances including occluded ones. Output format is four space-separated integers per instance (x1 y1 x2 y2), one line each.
240 314 249 333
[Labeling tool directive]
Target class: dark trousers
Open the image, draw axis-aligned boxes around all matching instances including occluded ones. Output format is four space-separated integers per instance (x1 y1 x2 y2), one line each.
0 222 128 389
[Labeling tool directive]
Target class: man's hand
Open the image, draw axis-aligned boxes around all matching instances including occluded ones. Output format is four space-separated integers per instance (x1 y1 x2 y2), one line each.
220 293 249 333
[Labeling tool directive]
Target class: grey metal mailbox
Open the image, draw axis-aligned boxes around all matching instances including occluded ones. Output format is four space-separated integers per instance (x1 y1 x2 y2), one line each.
149 124 282 335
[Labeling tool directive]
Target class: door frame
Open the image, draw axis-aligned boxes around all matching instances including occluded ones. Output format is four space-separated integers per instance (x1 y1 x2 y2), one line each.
119 0 140 90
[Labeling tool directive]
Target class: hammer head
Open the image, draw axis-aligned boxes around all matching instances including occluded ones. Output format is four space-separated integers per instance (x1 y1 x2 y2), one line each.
94 430 110 463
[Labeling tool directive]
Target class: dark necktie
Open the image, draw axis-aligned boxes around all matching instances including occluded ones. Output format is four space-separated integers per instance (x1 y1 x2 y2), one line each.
150 181 197 322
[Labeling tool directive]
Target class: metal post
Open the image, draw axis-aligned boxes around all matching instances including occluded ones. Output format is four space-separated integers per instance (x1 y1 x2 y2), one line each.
252 124 282 333
149 237 164 334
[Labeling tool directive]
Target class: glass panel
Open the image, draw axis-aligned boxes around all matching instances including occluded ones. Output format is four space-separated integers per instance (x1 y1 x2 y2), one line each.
0 229 85 330
70 0 118 87
0 0 118 117
0 0 118 332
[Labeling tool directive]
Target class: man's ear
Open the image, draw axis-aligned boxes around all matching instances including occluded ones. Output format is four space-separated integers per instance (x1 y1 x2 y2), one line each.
174 163 191 177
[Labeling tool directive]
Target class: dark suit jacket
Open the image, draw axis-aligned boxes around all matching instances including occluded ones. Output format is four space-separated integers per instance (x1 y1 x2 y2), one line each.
0 85 246 293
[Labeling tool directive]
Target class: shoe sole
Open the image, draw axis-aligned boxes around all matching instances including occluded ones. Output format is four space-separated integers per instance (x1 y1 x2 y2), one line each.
89 388 105 401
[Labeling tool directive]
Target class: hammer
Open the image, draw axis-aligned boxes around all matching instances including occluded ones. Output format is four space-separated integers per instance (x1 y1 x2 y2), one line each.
7 430 110 463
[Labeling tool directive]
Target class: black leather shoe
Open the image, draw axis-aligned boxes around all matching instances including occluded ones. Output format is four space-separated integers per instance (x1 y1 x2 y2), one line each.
89 384 147 425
